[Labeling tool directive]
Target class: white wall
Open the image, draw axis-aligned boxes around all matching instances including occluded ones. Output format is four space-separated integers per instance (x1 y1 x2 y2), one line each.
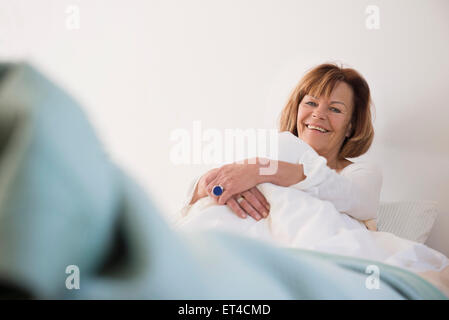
1 0 448 256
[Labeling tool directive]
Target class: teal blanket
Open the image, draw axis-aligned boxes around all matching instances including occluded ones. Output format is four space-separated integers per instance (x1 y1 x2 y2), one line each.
0 63 446 299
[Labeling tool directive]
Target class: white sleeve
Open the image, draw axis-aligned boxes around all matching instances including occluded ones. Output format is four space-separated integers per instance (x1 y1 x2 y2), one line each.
292 153 382 221
298 161 382 221
337 162 382 221
277 132 382 221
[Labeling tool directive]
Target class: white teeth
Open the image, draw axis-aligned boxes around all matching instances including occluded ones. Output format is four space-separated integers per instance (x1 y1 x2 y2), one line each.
306 124 328 133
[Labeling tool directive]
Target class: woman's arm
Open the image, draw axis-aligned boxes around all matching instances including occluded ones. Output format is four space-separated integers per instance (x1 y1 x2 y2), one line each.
258 159 307 187
303 162 382 221
255 158 382 222
281 143 382 222
206 158 306 206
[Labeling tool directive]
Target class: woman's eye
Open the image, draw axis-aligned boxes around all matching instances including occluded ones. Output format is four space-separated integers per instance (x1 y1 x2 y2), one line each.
330 107 341 113
306 101 317 107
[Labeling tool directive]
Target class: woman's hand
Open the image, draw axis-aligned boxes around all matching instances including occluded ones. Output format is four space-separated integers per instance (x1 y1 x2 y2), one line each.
226 187 270 221
190 168 220 205
205 160 262 206
190 166 270 221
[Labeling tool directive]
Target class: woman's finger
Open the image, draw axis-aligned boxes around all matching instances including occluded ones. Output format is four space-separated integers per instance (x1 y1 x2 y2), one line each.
204 168 220 184
206 178 223 203
249 187 270 213
242 190 269 218
206 178 235 205
226 197 247 219
196 168 220 199
217 189 234 205
202 169 220 192
237 196 262 221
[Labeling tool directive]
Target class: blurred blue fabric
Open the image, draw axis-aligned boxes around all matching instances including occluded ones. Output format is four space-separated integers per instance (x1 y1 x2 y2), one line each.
0 63 445 299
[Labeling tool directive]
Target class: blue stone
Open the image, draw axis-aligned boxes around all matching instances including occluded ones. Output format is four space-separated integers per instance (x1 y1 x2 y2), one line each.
213 186 223 196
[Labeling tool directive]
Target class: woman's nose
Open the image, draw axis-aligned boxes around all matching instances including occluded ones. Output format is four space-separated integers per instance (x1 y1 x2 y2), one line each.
312 109 326 119
311 103 329 119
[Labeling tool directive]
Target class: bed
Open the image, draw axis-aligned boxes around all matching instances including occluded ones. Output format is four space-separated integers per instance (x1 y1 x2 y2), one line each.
0 62 448 300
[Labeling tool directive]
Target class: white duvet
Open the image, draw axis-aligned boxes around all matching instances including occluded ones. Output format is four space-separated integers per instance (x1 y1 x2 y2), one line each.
175 132 449 274
175 182 449 274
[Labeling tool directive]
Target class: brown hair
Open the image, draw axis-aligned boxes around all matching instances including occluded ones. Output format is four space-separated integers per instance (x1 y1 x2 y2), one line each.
279 63 374 159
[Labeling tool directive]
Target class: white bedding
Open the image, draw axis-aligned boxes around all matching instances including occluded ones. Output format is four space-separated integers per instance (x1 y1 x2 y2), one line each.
176 131 449 275
175 182 449 274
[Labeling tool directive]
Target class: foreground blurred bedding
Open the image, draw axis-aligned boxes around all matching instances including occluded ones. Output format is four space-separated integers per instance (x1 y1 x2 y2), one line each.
0 62 446 299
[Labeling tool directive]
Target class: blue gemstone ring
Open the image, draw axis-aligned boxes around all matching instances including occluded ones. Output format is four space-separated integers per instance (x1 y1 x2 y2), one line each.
212 185 224 197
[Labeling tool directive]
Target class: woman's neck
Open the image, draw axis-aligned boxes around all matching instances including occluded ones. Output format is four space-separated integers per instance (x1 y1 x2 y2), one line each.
327 158 339 171
318 150 339 170
323 153 347 173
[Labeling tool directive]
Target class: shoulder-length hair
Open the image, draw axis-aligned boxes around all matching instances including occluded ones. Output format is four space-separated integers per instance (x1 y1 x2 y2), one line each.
279 63 374 159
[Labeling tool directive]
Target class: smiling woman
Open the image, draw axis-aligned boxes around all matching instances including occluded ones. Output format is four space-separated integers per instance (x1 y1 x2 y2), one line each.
181 62 380 228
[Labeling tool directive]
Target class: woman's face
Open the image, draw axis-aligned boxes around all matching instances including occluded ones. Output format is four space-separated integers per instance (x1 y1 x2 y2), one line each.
296 81 354 158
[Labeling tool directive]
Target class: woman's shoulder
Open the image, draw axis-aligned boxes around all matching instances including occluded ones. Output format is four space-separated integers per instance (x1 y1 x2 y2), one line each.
339 160 383 192
339 160 382 177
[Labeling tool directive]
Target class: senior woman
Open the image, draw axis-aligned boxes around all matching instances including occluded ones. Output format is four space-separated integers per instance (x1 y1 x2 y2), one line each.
182 63 381 230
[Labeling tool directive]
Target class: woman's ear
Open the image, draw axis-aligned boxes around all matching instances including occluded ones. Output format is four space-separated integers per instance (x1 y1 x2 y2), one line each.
345 122 353 138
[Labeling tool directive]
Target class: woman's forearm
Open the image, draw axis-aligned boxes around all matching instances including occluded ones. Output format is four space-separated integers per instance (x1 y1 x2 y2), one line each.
257 158 306 187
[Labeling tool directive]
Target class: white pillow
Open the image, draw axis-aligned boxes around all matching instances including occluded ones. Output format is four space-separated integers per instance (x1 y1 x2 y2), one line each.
377 201 439 243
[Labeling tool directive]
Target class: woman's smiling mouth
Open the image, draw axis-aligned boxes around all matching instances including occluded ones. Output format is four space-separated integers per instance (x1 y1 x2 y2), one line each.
305 124 330 133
